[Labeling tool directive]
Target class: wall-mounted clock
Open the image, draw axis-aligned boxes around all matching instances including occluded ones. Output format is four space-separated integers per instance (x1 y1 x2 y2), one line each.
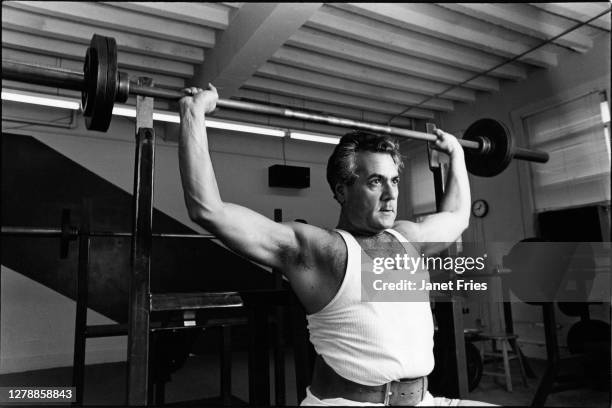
472 199 489 218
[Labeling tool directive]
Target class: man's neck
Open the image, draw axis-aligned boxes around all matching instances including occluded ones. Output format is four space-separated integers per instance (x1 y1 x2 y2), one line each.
336 212 386 238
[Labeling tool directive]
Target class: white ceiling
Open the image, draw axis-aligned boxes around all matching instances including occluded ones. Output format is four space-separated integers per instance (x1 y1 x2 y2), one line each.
2 2 610 132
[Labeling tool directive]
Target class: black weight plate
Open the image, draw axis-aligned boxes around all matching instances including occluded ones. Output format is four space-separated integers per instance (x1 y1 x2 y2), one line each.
503 238 550 304
84 35 107 131
567 319 611 354
463 118 514 177
558 302 589 317
100 36 117 130
81 45 98 116
85 35 115 132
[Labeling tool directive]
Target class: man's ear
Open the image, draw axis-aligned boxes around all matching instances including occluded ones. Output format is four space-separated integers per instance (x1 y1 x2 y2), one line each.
334 183 346 205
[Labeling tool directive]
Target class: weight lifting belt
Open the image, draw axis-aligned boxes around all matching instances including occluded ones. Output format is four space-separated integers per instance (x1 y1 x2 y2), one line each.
310 355 428 406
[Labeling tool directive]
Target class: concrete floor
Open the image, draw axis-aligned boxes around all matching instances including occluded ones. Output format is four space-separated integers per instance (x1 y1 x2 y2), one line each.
0 349 609 406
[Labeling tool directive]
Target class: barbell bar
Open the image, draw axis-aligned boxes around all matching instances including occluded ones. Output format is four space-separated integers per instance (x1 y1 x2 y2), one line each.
1 224 216 260
2 34 549 177
1 226 216 239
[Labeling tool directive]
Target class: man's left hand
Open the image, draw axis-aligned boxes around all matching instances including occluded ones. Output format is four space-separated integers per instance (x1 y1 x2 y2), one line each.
433 129 463 156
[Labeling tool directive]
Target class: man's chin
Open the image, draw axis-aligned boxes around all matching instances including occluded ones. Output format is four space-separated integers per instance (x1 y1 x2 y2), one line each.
376 214 396 229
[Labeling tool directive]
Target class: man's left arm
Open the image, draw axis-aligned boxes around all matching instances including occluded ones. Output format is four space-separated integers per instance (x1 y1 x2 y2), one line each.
396 129 471 255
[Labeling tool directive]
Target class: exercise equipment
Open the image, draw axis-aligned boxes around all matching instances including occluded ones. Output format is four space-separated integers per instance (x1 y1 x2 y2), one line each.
59 209 76 259
463 119 513 177
566 319 611 354
466 342 484 392
81 35 127 131
503 239 611 405
568 319 611 391
2 34 549 176
463 118 552 177
1 203 299 406
559 302 611 390
1 225 216 259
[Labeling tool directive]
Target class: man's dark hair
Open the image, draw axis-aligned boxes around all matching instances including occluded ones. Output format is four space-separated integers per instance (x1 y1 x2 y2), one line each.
326 131 404 201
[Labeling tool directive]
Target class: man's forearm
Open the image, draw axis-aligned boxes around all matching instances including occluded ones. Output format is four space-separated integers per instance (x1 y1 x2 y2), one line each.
441 149 471 223
178 109 224 222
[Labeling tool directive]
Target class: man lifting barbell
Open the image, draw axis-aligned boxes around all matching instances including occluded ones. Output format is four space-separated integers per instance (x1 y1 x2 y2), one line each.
1 32 563 406
177 85 494 406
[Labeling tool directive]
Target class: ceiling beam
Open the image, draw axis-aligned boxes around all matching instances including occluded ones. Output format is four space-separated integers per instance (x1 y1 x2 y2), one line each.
2 30 194 77
234 89 416 129
440 3 593 53
221 3 244 9
193 2 322 99
531 3 611 32
242 77 436 119
334 3 557 68
103 2 229 29
1 7 204 63
287 27 499 93
270 46 475 103
255 63 454 111
5 1 216 48
306 6 527 80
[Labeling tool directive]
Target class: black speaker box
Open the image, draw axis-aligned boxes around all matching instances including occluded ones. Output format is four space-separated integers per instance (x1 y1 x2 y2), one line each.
268 165 310 189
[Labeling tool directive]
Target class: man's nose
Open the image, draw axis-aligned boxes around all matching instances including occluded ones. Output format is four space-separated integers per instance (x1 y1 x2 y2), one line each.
382 181 398 200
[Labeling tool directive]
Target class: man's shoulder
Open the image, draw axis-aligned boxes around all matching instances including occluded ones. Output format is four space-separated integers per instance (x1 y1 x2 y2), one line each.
288 221 345 253
392 220 422 242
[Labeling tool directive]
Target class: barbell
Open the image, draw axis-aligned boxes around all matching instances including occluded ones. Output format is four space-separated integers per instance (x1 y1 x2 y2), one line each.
2 34 549 177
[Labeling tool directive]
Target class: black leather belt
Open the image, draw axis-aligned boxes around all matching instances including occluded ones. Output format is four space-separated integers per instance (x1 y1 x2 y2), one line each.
310 355 428 406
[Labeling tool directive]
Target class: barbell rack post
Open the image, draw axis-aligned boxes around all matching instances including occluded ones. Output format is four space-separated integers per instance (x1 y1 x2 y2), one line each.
125 76 155 406
2 59 549 164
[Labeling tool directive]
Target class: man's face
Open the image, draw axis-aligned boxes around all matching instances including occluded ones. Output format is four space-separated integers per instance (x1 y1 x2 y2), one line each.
339 151 400 234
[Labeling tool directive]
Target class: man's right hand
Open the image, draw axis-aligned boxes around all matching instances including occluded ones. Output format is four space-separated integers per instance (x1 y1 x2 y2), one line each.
179 84 218 116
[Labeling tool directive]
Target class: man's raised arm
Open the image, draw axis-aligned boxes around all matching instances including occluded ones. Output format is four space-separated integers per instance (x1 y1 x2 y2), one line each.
177 85 300 270
397 130 471 255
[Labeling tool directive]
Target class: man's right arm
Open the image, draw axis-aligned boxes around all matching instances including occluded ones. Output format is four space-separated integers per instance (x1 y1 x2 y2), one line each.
178 86 313 274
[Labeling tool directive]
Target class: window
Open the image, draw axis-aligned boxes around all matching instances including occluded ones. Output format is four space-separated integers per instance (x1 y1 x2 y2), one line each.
523 91 611 211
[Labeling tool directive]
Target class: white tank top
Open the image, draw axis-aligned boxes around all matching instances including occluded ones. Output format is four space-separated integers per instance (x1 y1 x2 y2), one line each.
306 228 435 386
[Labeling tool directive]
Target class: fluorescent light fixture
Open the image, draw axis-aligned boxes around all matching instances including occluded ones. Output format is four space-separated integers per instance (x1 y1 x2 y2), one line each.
2 89 80 110
113 104 285 136
112 105 137 118
113 105 181 123
153 111 180 123
3 89 339 143
206 119 285 136
600 100 610 124
290 131 340 144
